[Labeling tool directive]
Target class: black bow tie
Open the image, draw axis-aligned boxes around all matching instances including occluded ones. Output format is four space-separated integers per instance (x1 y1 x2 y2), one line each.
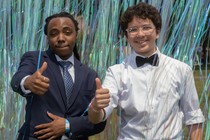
136 54 159 67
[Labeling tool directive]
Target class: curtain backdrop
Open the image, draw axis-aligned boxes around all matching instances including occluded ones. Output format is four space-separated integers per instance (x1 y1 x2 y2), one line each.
0 0 209 139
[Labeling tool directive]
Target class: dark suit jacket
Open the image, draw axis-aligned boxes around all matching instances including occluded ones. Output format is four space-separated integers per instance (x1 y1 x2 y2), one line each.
11 49 106 140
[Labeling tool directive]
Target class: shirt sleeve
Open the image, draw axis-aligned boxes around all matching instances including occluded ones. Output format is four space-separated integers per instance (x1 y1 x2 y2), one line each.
102 67 121 120
180 67 205 125
20 75 32 94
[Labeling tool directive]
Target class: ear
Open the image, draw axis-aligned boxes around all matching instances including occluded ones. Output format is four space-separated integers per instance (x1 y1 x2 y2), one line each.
156 29 161 39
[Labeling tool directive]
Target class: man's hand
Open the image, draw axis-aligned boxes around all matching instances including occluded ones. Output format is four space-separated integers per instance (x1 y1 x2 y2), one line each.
24 62 50 95
88 78 110 124
34 112 66 140
92 78 110 110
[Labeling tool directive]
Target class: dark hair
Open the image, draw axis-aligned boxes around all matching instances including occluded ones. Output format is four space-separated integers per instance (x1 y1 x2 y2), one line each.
120 2 162 36
44 11 80 60
44 11 79 35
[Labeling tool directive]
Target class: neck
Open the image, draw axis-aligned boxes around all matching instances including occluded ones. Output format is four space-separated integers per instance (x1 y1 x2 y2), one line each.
136 47 157 58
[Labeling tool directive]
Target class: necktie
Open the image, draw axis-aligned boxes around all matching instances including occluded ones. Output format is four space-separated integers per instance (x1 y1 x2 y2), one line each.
58 61 74 107
136 53 159 67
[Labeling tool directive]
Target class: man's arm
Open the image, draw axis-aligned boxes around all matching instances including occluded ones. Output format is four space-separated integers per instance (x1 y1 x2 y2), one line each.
188 123 203 140
88 98 105 124
67 114 106 138
88 78 110 124
34 112 107 139
11 58 49 96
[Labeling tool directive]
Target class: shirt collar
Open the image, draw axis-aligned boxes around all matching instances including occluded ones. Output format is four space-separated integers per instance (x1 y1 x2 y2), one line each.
55 54 74 65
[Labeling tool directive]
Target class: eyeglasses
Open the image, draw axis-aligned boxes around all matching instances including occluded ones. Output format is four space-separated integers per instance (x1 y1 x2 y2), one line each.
126 25 155 37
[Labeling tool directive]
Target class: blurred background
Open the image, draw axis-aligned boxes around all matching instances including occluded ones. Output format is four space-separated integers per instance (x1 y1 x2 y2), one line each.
0 0 209 139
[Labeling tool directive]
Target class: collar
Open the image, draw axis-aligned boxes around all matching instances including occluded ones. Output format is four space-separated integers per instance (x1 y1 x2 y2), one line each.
55 54 74 65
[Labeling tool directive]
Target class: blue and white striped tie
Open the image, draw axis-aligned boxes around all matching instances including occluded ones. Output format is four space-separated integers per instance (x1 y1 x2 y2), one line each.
59 61 74 107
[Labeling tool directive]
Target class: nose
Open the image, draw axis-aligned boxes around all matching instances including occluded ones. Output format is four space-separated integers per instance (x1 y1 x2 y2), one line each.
137 28 145 36
56 33 66 47
57 33 65 42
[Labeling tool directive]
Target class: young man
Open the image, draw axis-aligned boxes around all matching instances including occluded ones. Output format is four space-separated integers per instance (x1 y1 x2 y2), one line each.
11 12 106 140
88 2 205 140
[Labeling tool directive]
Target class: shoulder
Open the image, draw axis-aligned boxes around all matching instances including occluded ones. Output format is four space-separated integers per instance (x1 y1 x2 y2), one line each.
105 63 125 81
23 50 41 55
21 50 45 58
74 58 97 75
19 51 43 63
160 54 193 74
83 64 97 74
108 63 124 71
106 54 135 76
109 54 133 69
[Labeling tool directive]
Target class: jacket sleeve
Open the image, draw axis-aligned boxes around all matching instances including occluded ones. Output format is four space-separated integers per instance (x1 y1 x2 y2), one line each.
10 51 38 96
67 115 106 138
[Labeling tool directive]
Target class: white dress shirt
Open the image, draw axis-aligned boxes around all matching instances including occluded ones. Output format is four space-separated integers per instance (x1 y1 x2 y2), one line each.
55 54 75 82
103 49 205 140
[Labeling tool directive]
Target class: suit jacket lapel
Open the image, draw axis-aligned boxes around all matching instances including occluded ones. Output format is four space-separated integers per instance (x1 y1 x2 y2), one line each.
45 49 68 108
45 49 85 110
68 58 84 109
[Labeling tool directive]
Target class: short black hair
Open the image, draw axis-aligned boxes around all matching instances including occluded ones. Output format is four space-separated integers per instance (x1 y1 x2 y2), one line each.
120 2 162 36
44 11 79 35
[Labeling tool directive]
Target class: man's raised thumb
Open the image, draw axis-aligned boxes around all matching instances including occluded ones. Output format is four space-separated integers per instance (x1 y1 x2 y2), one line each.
95 78 102 89
39 62 47 74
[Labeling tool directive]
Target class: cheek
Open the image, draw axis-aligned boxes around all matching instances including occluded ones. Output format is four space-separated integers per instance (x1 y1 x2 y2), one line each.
68 36 77 44
126 36 133 43
147 33 159 41
47 38 56 45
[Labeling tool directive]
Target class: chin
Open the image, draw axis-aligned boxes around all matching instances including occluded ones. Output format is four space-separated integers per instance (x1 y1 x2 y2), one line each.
135 47 147 53
58 53 72 60
135 50 151 56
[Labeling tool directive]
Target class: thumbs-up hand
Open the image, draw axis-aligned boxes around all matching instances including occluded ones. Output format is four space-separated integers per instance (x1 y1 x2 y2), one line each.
92 78 110 111
24 62 50 95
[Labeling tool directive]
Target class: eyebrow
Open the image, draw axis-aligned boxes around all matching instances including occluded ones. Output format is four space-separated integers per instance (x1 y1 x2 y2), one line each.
129 24 153 27
49 26 74 31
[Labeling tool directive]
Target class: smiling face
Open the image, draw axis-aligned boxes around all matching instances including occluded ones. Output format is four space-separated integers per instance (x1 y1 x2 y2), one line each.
47 17 77 60
126 16 160 57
